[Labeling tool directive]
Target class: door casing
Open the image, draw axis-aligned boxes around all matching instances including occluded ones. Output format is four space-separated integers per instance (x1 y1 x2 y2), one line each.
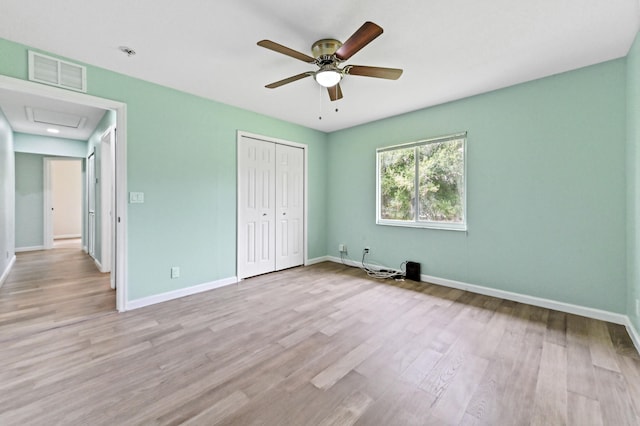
0 75 128 312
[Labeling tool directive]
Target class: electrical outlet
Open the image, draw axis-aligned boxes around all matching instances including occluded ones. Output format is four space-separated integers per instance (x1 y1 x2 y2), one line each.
339 244 347 253
171 266 180 279
364 247 370 254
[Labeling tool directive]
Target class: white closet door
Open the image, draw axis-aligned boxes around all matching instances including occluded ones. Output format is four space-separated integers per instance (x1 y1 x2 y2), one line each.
275 144 304 270
237 136 276 279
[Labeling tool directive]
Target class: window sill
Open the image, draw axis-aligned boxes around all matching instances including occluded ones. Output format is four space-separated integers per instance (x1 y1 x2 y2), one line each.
376 220 467 232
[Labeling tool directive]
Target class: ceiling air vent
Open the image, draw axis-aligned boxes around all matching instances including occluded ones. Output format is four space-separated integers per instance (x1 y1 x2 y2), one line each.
28 51 87 93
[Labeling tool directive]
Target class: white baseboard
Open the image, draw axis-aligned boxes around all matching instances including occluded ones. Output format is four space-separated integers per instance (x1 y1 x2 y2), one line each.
625 318 640 355
420 273 627 325
54 234 81 240
125 276 238 311
15 246 45 253
93 258 103 272
0 255 16 288
327 255 403 273
306 256 330 266
326 256 627 325
91 257 110 273
82 246 88 253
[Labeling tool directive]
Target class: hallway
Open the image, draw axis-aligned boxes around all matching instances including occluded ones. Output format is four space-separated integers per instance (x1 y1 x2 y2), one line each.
0 244 115 341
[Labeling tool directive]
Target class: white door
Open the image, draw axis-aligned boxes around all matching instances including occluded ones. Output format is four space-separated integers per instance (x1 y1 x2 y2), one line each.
87 151 96 258
275 144 304 270
100 128 115 288
237 136 276 279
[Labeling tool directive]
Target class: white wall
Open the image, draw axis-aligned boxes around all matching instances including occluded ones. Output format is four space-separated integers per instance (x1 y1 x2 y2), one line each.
52 159 82 239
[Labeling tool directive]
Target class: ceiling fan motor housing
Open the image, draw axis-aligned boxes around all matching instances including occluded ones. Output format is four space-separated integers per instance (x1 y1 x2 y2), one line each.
311 39 343 59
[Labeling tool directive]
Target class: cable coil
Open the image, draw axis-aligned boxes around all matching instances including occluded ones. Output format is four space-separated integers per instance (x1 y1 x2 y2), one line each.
339 250 405 280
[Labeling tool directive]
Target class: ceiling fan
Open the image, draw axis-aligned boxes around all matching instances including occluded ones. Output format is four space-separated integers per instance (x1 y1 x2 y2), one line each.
258 21 403 101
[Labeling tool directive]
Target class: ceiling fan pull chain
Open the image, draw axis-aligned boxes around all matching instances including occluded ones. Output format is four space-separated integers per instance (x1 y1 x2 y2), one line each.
318 84 323 120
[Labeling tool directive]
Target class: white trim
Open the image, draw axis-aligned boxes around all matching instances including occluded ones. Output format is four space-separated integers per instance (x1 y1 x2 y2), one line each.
99 126 115 276
86 150 96 258
419 273 627 325
54 234 82 239
0 74 128 313
326 256 627 325
94 257 107 273
625 318 640 355
327 255 403 273
15 246 45 252
306 256 330 266
376 220 468 231
43 158 53 249
0 255 16 288
125 276 238 311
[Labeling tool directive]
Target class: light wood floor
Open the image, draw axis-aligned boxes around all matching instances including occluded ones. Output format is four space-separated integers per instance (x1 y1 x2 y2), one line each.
0 245 115 341
1 251 639 425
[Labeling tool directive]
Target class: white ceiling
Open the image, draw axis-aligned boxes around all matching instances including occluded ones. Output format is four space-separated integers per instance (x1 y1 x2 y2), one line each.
0 0 639 133
0 88 106 140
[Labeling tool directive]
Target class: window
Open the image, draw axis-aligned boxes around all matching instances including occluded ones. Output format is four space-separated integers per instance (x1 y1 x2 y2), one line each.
377 132 467 230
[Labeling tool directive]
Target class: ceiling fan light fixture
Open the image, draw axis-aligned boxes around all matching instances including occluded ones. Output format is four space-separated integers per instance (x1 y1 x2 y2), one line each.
314 69 342 87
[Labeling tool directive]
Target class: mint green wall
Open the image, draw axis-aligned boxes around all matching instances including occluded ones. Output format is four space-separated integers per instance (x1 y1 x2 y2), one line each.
327 60 627 313
0 38 328 301
627 31 640 329
86 110 116 266
14 133 87 157
0 108 15 274
14 152 44 248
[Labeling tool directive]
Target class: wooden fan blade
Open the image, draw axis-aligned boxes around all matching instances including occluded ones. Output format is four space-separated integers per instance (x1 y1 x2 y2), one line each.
265 72 312 89
346 65 403 80
335 22 383 61
327 84 343 101
257 40 316 63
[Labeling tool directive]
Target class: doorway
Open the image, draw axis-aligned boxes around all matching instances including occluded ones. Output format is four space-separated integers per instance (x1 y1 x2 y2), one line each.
43 157 83 250
237 131 307 279
0 75 128 311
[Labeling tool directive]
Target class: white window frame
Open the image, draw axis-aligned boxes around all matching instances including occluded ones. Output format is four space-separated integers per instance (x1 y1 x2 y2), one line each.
376 132 467 231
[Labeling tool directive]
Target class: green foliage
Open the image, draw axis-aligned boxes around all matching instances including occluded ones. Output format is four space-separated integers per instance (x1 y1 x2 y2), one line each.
379 139 464 223
419 140 464 222
380 148 414 220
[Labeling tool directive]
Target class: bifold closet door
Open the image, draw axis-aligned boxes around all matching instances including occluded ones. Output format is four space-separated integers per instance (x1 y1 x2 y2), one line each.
238 136 304 279
237 136 276 279
275 143 304 270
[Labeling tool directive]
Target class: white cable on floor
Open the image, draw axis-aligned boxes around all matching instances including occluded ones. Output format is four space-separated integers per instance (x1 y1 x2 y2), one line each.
339 250 404 280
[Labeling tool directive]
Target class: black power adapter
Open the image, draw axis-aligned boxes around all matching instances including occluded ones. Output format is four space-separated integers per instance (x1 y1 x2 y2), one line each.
405 261 421 282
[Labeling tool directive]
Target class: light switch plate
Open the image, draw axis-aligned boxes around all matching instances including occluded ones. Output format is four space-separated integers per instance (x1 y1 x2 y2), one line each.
171 266 180 279
129 192 144 203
